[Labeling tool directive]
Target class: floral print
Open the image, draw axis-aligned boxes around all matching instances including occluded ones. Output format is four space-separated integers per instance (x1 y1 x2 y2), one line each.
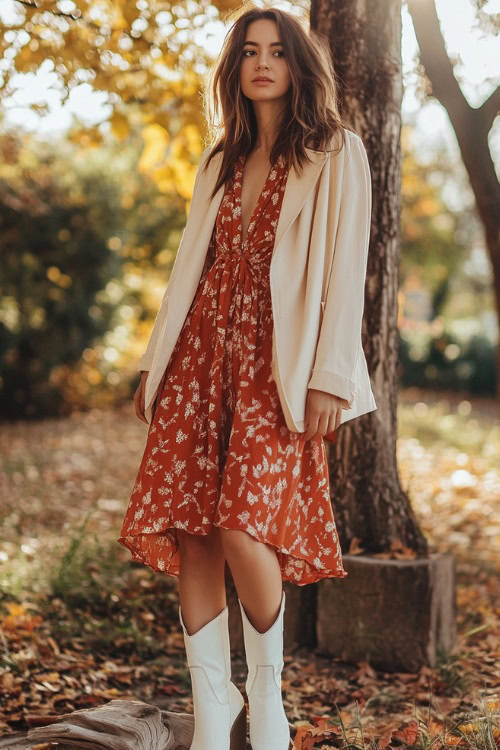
118 152 347 586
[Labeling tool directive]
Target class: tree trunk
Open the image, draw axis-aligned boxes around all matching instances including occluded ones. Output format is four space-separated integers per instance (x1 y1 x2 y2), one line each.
310 0 428 555
407 0 500 399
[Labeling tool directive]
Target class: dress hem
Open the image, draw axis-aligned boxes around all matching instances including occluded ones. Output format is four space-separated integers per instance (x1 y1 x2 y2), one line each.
117 519 348 588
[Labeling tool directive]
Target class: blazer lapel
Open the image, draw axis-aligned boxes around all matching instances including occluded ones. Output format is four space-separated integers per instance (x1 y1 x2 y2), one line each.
200 147 329 256
273 148 329 252
166 147 329 338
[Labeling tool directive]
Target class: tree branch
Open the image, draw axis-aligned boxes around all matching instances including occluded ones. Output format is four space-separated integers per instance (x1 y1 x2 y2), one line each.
407 0 498 135
479 85 500 132
407 0 473 121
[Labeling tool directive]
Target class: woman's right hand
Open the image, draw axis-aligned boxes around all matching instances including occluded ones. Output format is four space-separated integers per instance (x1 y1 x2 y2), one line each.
134 370 149 424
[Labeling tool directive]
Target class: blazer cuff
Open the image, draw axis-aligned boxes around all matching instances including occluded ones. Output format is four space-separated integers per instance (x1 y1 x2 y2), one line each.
137 351 153 373
307 369 355 409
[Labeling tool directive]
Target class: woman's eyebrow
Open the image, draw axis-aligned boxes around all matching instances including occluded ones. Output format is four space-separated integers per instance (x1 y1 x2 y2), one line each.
243 40 283 47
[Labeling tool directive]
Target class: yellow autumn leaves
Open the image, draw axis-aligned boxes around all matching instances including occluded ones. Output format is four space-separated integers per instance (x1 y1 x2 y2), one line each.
136 123 204 204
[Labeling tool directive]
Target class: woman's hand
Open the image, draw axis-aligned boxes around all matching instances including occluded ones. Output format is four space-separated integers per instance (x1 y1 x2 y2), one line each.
134 371 149 424
300 389 347 441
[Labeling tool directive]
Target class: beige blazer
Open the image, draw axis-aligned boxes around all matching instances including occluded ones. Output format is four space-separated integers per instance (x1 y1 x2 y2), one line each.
138 128 377 431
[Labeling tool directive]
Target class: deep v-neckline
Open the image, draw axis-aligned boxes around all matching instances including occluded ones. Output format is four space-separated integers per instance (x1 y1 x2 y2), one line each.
238 153 275 249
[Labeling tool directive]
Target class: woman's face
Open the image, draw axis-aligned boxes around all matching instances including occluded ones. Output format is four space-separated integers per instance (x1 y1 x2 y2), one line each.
240 19 291 104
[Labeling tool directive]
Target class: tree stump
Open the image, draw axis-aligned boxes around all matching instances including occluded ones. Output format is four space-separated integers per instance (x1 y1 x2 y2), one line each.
316 552 456 672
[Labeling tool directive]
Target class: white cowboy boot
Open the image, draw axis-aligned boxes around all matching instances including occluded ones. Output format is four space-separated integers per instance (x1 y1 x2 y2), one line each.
238 590 291 750
179 603 247 750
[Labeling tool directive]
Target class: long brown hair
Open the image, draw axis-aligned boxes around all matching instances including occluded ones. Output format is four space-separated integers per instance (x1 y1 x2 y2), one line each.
201 1 351 201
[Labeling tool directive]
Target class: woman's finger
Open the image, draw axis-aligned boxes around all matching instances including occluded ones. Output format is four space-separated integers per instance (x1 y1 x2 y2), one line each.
334 404 342 431
134 382 148 424
326 412 337 436
302 411 320 441
317 411 330 437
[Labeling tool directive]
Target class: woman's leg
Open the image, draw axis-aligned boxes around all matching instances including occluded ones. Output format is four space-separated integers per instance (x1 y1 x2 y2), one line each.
177 526 247 749
218 528 283 632
177 526 227 635
219 528 290 748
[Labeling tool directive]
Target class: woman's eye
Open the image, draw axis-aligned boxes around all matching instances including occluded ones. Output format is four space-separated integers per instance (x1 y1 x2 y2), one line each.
242 50 284 57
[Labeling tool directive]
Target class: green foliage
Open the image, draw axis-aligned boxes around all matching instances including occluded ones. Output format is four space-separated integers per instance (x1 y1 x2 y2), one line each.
0 130 184 419
399 328 496 396
0 135 120 418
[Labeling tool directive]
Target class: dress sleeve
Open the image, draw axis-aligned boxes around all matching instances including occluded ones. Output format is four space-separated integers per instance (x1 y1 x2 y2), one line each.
307 133 372 408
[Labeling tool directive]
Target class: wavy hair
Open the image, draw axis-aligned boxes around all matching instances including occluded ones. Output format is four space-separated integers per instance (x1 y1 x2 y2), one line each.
201 1 352 201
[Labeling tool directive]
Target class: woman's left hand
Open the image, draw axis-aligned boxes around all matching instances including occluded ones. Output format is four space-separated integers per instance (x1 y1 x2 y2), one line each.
300 389 347 441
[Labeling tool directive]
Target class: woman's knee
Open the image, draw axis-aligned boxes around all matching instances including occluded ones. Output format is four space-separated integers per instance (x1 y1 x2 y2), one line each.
177 527 221 560
218 527 257 557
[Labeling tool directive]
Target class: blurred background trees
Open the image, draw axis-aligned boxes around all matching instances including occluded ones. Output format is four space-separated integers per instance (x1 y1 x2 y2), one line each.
408 0 500 395
0 0 497 419
399 125 496 398
0 126 192 417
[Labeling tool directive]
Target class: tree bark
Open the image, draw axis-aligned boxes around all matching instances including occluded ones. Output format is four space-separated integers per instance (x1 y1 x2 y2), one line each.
407 0 500 398
310 0 428 555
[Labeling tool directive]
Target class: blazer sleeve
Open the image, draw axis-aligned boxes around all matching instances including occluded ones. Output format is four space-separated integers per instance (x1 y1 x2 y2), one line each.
137 146 212 373
137 294 170 373
307 132 372 407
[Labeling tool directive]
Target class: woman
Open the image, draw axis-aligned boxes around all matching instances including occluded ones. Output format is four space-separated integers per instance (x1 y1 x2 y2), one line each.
118 4 376 749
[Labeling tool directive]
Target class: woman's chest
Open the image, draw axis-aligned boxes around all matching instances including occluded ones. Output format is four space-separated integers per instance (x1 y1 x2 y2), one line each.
239 154 274 245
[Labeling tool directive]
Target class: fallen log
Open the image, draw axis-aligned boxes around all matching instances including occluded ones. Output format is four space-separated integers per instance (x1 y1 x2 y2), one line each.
0 736 34 750
22 699 198 750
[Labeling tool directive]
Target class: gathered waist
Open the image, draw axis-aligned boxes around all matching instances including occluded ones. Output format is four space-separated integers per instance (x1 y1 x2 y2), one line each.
212 247 273 267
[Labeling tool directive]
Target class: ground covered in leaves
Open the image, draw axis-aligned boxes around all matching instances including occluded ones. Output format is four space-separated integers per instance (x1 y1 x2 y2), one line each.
0 387 499 749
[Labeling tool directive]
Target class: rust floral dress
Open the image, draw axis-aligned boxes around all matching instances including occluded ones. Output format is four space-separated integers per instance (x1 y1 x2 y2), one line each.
118 152 348 586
